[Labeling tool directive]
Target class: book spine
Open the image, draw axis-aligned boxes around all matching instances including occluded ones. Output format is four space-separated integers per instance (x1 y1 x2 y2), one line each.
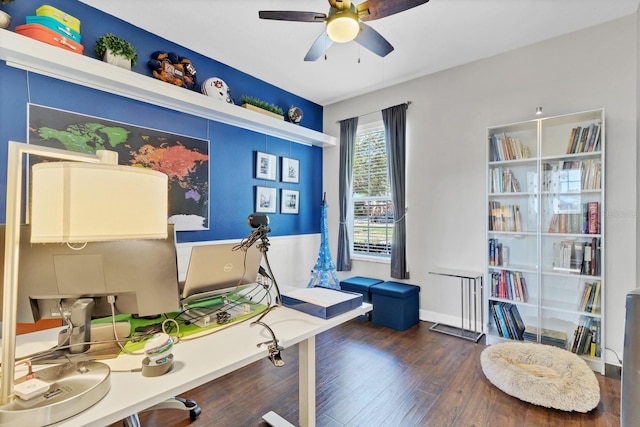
508 304 526 340
490 302 503 337
591 237 597 276
489 238 495 266
588 201 599 234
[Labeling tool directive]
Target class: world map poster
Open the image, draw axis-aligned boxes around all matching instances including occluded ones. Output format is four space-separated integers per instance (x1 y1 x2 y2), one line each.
28 104 210 231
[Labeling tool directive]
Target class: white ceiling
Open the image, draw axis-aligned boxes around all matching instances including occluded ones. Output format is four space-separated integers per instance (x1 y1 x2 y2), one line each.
80 0 639 106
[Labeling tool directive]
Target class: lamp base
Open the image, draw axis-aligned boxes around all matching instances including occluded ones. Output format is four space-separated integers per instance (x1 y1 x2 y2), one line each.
0 360 110 426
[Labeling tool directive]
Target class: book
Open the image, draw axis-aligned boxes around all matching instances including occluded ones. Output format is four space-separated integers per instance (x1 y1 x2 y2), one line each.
588 123 602 152
523 326 567 348
590 237 597 276
587 201 599 234
573 243 584 272
576 127 590 153
568 126 582 154
583 242 592 275
499 303 516 339
565 127 577 154
280 288 363 319
590 280 601 313
502 246 509 267
507 304 525 340
491 301 510 338
488 238 495 266
580 282 594 311
489 301 503 337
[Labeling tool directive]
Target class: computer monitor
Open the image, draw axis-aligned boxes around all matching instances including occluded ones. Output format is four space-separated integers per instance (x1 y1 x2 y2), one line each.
0 224 181 324
180 242 262 305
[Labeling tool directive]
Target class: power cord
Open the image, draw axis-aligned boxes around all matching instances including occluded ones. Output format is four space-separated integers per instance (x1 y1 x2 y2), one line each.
605 347 622 365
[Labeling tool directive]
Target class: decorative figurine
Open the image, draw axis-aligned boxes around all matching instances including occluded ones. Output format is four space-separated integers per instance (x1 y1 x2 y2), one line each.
307 193 340 289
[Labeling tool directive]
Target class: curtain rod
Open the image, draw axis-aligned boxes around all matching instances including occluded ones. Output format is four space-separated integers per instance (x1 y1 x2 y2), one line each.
335 101 412 124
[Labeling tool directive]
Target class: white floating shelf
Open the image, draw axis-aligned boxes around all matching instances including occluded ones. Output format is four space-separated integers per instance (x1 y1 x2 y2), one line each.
0 30 336 147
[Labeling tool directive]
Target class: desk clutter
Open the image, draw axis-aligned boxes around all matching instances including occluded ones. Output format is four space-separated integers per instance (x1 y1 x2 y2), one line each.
340 276 421 331
15 5 84 54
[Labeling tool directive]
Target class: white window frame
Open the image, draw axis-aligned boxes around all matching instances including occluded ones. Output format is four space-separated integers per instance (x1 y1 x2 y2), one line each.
351 121 393 260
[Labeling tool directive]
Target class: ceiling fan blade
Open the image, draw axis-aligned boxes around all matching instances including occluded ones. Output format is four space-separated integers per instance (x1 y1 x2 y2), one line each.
354 22 394 57
304 31 334 61
357 0 429 21
259 11 327 22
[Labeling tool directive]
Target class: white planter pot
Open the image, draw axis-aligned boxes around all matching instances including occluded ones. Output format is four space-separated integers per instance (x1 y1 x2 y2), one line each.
0 11 11 30
103 49 132 70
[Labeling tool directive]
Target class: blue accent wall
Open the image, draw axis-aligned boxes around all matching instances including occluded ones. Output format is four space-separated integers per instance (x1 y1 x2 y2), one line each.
0 0 324 242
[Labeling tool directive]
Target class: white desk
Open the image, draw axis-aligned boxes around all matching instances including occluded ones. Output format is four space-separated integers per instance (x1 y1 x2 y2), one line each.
10 303 371 427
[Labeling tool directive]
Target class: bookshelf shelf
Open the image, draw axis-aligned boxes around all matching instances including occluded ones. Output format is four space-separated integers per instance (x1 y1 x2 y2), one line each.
486 109 605 374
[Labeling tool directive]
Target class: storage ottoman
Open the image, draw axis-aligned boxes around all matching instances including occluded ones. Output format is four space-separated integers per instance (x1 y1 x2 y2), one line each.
340 276 384 303
340 276 383 320
371 281 420 331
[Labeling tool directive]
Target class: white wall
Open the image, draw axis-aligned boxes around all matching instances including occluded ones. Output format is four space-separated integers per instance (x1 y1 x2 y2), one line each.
323 15 638 365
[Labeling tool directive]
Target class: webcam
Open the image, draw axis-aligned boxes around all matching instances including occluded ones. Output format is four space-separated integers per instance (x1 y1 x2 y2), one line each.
248 213 269 229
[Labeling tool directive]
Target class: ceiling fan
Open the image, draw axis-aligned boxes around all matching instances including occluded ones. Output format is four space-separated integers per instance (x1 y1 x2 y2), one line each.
258 0 430 61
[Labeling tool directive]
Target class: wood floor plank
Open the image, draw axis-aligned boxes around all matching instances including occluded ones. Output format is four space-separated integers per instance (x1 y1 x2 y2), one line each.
107 320 620 427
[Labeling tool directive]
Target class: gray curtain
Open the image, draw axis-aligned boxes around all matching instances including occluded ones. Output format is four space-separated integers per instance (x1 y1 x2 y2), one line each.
382 103 409 279
336 117 358 271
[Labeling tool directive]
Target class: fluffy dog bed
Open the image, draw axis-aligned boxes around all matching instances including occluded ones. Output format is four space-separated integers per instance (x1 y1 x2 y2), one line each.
480 341 600 412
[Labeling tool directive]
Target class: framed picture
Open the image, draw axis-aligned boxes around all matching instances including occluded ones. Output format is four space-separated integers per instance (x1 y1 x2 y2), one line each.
256 151 277 181
281 189 299 214
281 157 299 183
256 186 277 213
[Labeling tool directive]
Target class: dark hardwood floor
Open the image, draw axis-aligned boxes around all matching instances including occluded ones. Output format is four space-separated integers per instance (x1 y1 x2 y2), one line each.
112 318 621 427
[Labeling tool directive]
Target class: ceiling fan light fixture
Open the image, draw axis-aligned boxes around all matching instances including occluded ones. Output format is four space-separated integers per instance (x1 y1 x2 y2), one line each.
326 12 360 43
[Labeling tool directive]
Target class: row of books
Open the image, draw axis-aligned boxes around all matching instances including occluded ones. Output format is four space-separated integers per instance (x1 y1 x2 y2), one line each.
488 238 509 267
542 159 602 192
578 280 601 313
489 167 522 193
523 326 567 348
489 270 528 302
569 316 601 357
489 301 525 340
552 237 601 276
565 122 601 154
489 133 531 161
548 201 600 234
489 202 523 232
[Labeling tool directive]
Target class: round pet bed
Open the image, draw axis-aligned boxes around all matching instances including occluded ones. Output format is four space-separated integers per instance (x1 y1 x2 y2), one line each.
480 341 600 412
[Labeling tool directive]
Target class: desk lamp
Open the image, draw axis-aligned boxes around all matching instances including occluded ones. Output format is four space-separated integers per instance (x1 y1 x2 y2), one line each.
0 141 168 425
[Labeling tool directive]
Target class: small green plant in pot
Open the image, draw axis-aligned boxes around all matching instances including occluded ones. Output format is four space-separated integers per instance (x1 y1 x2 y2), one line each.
94 33 138 70
240 95 284 118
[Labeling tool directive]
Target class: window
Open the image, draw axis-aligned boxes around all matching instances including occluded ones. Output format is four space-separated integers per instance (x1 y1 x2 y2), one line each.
352 122 393 257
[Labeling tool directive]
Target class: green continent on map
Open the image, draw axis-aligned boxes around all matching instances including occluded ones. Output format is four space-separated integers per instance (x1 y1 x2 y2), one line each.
37 123 130 154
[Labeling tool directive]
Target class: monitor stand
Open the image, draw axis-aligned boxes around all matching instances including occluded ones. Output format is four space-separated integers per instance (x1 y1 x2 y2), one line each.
0 297 111 425
57 298 94 354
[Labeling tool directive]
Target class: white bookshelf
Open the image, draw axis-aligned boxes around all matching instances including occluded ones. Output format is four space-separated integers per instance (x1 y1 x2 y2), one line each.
486 109 605 374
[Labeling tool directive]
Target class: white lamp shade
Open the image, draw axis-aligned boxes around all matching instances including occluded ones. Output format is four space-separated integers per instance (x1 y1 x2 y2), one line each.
30 162 168 242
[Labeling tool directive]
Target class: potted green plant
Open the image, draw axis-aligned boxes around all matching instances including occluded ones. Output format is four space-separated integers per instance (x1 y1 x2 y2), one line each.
94 33 138 70
240 95 284 120
0 0 14 30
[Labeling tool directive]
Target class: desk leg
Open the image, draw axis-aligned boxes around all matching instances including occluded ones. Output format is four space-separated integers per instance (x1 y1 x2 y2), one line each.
299 336 316 427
